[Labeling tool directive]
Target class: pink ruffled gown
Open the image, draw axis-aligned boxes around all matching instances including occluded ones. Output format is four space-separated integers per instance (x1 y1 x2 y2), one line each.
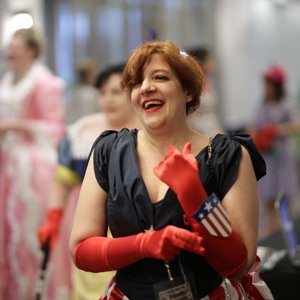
0 63 65 300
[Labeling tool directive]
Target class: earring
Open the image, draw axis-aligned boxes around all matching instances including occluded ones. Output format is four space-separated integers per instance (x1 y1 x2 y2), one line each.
186 96 192 103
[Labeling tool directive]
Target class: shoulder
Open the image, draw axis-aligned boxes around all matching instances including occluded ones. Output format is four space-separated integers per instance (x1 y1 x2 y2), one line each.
92 128 137 156
211 131 266 181
203 132 266 199
91 128 137 191
33 63 65 89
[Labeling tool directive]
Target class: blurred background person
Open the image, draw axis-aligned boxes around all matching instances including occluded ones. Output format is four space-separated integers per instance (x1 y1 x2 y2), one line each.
249 64 300 237
38 63 141 300
186 47 224 136
0 28 65 300
65 59 99 124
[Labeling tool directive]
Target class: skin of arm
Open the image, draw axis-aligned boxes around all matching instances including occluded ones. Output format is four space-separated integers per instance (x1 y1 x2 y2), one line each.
69 151 108 255
221 146 259 277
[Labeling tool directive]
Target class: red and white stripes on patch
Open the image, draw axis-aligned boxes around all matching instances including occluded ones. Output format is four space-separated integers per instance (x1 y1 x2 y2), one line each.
193 193 232 237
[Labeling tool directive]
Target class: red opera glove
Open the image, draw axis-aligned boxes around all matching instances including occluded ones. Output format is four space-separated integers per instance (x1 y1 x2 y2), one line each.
154 143 248 279
252 124 277 153
154 143 207 215
74 225 204 273
38 208 63 249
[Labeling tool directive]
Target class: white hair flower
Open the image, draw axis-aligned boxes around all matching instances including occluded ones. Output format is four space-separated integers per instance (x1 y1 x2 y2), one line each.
180 50 189 59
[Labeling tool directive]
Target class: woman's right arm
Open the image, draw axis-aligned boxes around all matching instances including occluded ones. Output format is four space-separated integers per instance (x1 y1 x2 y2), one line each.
69 151 109 255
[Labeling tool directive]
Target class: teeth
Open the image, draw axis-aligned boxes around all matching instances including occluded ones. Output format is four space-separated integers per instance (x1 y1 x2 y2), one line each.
143 100 163 109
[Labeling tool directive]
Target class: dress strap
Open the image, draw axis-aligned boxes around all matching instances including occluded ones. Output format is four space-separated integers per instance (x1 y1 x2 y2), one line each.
208 137 213 174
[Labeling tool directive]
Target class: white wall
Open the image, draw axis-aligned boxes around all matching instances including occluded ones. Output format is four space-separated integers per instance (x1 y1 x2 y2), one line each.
1 0 300 127
215 0 300 129
0 0 45 75
1 0 45 47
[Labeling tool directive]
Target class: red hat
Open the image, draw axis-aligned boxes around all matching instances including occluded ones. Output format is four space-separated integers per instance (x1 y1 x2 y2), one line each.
264 64 286 84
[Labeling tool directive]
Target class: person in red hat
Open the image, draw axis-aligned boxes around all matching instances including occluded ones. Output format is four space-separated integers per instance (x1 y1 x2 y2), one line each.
250 64 300 236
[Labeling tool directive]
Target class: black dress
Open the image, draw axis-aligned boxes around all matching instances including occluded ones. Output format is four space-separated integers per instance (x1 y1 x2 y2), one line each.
91 128 266 300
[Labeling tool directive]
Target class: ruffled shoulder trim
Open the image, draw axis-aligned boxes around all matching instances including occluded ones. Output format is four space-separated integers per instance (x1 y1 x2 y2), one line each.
205 131 266 199
226 131 266 180
91 128 135 192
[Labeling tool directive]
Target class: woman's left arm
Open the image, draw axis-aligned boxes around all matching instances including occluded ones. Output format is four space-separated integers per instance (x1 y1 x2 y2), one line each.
222 146 259 274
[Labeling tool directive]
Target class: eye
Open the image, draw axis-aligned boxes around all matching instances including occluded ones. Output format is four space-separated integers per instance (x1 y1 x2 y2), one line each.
154 74 168 81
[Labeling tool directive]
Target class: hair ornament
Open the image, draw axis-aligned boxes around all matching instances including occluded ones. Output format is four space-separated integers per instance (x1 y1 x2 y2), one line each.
180 50 189 59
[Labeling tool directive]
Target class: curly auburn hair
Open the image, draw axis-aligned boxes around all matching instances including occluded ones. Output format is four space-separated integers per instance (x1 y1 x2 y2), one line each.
122 39 204 115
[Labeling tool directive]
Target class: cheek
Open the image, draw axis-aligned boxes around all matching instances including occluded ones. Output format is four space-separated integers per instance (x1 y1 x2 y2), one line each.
130 89 139 105
99 96 109 110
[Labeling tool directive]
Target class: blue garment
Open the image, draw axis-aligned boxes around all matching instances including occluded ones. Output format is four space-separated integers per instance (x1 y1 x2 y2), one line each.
57 137 88 180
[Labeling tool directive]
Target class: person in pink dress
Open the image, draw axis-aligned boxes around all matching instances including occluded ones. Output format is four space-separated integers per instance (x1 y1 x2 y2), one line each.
0 28 65 300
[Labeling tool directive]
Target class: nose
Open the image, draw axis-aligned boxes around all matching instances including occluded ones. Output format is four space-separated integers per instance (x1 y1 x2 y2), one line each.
140 79 156 95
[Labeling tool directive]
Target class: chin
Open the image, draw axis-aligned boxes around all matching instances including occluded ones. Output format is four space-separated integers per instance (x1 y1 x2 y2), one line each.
144 120 167 131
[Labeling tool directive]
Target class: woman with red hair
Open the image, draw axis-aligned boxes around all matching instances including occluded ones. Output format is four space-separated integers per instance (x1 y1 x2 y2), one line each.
69 40 273 299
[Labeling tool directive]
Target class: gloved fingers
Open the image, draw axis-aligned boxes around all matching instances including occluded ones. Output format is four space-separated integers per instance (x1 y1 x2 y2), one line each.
162 226 205 256
160 244 181 261
154 152 197 177
154 146 180 172
38 225 58 250
155 235 179 260
167 145 180 156
174 230 205 255
183 142 191 154
182 142 199 171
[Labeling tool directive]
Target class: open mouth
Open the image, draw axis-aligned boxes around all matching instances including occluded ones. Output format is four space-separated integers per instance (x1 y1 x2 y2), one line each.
143 100 164 111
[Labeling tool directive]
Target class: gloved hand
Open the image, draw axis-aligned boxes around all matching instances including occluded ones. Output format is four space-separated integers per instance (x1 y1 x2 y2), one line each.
252 123 277 153
139 225 204 260
74 225 204 273
38 208 64 249
154 143 248 279
154 143 206 216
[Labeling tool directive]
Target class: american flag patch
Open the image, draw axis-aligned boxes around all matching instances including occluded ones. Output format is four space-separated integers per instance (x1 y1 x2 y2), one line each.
193 193 232 237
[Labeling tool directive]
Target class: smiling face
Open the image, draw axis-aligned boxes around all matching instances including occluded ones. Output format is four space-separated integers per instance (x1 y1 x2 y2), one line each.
99 73 134 126
130 54 191 131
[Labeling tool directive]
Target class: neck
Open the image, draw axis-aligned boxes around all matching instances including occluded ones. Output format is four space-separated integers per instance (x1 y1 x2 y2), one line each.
141 122 192 154
13 61 35 83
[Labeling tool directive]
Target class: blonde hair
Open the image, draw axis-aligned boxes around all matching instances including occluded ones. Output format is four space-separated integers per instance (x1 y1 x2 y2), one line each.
122 40 204 115
13 28 43 58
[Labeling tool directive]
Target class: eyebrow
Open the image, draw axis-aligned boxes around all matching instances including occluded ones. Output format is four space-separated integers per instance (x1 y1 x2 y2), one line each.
147 68 171 75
